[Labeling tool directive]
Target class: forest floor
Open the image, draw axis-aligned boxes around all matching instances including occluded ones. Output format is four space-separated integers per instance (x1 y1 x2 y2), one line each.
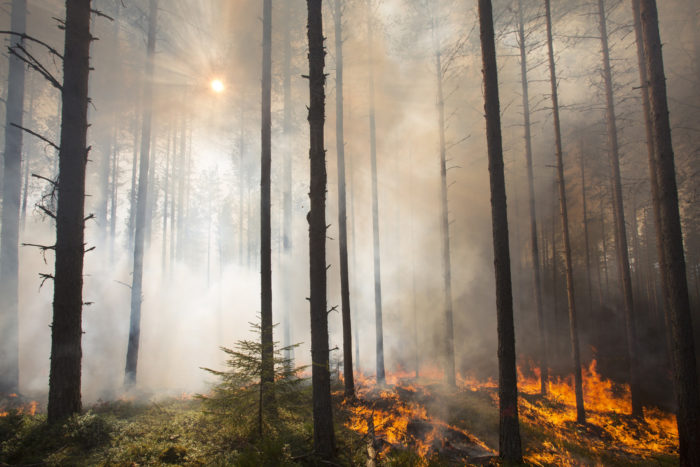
0 375 679 466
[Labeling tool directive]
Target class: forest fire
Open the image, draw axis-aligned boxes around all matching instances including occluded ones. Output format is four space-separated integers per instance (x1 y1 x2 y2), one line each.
344 360 677 464
343 377 494 463
0 393 38 417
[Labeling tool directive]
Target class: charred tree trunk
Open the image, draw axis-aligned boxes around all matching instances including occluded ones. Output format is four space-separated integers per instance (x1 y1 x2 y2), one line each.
367 0 385 384
47 0 92 422
598 0 643 418
127 112 140 252
544 0 585 424
637 1 700 463
478 0 523 461
125 0 158 386
430 6 456 387
306 0 336 459
0 0 26 395
333 0 354 399
260 0 274 411
517 0 548 395
579 149 595 318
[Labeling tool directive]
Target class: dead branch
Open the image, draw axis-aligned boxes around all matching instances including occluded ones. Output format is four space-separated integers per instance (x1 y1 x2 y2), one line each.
10 123 59 151
91 9 114 21
31 173 57 187
37 205 56 220
8 46 62 90
0 30 63 59
39 273 54 289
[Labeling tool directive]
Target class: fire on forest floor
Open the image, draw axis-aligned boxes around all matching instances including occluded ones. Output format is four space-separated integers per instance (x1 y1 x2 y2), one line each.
0 393 38 417
341 360 678 466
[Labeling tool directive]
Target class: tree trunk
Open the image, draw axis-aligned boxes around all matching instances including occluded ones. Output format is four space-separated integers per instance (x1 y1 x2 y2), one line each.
478 0 523 461
47 0 92 422
282 0 293 362
430 4 456 387
598 0 643 418
260 0 274 412
517 0 548 395
0 0 26 395
638 1 700 463
367 0 385 384
125 0 158 386
161 124 171 273
127 112 140 252
544 0 585 424
333 0 354 399
20 75 34 233
307 0 336 459
579 148 594 328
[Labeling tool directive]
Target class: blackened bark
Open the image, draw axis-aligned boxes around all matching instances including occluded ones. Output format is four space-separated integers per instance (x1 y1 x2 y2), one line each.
333 0 354 399
307 0 336 459
0 0 26 395
431 7 456 387
125 0 157 386
597 0 643 418
260 0 274 411
544 0 585 424
367 0 385 384
47 0 92 422
517 0 548 396
638 1 700 463
478 0 523 461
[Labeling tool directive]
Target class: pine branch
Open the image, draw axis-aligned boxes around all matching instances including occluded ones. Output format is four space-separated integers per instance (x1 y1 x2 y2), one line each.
10 123 59 151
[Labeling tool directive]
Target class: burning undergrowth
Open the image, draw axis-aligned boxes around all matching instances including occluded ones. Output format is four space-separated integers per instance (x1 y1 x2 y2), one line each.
342 360 678 466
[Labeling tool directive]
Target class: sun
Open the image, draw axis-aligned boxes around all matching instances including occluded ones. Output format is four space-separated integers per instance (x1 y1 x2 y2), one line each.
210 78 225 94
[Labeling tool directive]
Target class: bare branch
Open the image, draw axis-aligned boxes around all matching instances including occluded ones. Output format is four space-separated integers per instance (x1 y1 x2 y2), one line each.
0 31 63 59
10 123 60 151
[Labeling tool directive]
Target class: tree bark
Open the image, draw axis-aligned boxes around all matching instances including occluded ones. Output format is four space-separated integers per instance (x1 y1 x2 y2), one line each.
517 0 548 395
544 0 585 424
0 0 26 395
282 0 293 362
125 0 158 386
367 0 385 384
260 0 275 413
333 0 355 399
478 0 523 461
638 1 700 463
597 0 643 418
47 0 92 422
430 3 456 387
307 0 336 459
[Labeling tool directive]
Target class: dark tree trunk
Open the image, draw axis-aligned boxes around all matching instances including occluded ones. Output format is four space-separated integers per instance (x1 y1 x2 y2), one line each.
367 0 385 384
125 0 158 386
517 0 548 395
348 137 360 371
478 0 523 461
47 0 92 422
127 111 140 252
20 76 34 233
638 1 700 463
0 0 26 395
544 0 585 424
260 0 274 413
597 0 643 418
306 0 336 459
579 149 595 318
431 7 456 387
333 0 354 399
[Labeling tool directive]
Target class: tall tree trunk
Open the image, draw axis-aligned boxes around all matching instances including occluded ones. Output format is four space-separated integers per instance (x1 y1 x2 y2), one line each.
638 1 700 463
307 0 335 458
517 0 547 395
20 75 34 233
161 125 171 273
579 147 596 319
478 0 523 461
0 0 26 395
282 0 293 362
125 0 158 386
597 0 643 418
348 134 360 371
367 0 385 384
430 4 456 387
260 0 274 411
127 111 140 252
544 0 585 424
601 198 610 300
333 0 354 398
176 115 186 261
47 0 92 422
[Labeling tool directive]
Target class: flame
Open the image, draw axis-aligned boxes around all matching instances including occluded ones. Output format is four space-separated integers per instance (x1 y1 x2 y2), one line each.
345 360 677 463
0 398 38 417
